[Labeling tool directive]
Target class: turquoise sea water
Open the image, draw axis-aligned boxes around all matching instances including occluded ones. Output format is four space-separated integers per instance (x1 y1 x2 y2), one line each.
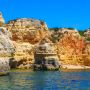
0 70 90 90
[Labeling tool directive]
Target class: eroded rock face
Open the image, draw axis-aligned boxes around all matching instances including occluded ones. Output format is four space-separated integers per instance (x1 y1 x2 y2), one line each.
0 27 14 56
50 28 80 43
0 12 5 27
84 29 90 38
0 58 10 75
6 18 50 69
4 17 90 69
0 27 14 75
83 41 90 66
34 38 60 70
6 18 49 44
12 42 35 69
57 28 86 65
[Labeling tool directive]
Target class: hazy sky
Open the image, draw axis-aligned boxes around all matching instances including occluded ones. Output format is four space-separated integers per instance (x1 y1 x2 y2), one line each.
0 0 90 30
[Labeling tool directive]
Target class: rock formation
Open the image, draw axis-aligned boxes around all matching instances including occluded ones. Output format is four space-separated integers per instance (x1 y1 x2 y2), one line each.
10 42 35 69
0 11 89 70
0 12 5 27
34 38 60 70
56 28 87 66
84 29 90 38
0 58 10 75
6 18 49 44
0 27 14 56
6 18 50 69
0 12 15 74
0 27 14 75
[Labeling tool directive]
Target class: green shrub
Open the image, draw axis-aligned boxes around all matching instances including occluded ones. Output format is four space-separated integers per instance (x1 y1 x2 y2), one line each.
86 38 90 41
78 31 85 36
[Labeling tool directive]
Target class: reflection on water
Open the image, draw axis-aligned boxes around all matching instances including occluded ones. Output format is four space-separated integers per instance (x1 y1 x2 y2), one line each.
0 70 90 90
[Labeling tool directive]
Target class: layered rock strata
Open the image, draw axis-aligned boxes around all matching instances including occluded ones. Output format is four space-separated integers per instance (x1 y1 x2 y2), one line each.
56 28 87 66
6 18 50 69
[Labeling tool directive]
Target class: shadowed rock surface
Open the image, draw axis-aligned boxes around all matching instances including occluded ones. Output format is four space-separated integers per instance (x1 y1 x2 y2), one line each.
34 38 60 70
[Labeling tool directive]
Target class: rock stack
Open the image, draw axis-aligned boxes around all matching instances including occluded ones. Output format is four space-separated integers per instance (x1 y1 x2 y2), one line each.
34 38 60 70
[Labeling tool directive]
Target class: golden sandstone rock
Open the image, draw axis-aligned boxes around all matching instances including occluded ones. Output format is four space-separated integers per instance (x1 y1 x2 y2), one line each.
6 18 48 44
0 12 5 27
56 28 86 66
0 13 14 74
0 11 89 70
6 18 50 69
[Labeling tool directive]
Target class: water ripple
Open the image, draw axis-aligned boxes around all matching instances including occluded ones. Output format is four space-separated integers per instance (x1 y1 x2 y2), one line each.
0 70 90 90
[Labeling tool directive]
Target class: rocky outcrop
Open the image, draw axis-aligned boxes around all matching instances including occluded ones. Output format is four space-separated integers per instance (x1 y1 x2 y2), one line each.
83 41 90 66
0 12 5 27
6 18 49 44
6 18 50 69
0 27 14 56
0 58 10 75
5 18 90 69
0 12 13 74
34 38 60 70
84 29 90 38
56 28 86 66
12 42 35 69
0 11 89 70
0 26 14 74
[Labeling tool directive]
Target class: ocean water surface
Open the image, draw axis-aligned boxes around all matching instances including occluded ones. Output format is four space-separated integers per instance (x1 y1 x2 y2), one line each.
0 70 90 90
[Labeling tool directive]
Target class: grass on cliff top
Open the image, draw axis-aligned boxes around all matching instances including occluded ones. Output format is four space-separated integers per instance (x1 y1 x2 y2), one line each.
86 38 90 41
49 27 90 41
78 30 85 36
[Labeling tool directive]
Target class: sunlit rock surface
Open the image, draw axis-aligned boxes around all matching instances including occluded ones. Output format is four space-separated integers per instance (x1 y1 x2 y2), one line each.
6 18 50 69
0 26 14 75
0 12 5 27
0 27 14 56
0 58 10 75
11 42 35 69
3 16 90 69
56 28 87 66
6 18 49 44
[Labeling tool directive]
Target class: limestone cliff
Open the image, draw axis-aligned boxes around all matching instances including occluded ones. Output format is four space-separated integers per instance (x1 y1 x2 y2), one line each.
56 28 87 65
3 16 90 69
6 18 50 69
6 18 49 44
0 27 14 57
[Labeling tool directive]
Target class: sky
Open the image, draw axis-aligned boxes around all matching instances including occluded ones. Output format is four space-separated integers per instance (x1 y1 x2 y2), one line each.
0 0 90 30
